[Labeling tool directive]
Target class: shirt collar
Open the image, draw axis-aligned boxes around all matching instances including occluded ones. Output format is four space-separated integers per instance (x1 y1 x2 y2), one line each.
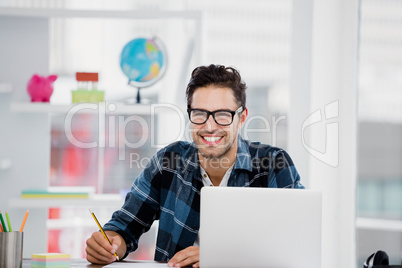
200 163 234 187
234 135 252 172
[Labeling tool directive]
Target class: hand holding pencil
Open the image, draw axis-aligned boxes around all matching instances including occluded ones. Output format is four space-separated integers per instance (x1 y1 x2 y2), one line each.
86 209 125 264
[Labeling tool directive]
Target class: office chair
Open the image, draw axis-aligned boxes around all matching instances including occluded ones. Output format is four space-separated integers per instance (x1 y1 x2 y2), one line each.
364 250 402 268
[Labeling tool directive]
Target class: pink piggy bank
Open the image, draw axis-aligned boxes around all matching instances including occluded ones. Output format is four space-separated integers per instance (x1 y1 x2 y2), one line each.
27 74 58 102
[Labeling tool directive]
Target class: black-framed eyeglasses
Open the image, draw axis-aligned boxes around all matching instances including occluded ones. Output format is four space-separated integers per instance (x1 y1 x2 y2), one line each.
187 106 244 126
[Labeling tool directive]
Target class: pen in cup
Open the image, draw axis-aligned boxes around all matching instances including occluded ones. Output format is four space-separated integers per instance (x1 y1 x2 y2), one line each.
19 209 29 232
5 211 13 232
0 211 8 232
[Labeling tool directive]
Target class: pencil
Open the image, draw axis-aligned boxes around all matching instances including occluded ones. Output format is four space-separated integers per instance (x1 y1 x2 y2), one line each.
0 221 3 232
89 209 119 261
5 211 12 232
0 211 7 232
19 209 29 232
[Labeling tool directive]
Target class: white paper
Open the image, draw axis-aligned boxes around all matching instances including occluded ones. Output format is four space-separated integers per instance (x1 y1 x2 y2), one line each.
104 260 168 267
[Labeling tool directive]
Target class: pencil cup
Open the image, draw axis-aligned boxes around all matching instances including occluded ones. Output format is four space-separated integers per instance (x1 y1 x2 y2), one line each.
0 231 24 268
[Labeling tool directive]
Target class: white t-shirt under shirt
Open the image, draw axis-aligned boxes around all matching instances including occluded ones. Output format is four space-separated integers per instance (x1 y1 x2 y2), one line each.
193 164 235 247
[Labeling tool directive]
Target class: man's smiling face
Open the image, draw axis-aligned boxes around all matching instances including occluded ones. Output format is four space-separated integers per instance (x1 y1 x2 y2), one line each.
190 85 245 160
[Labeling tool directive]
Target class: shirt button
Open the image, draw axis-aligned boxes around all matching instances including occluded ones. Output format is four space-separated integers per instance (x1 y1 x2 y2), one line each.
203 174 207 178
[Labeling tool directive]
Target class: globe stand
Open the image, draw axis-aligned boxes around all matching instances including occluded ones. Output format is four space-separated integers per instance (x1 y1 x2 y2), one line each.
126 82 150 104
136 87 141 104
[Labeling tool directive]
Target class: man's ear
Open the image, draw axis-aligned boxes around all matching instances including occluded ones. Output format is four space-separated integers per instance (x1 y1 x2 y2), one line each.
238 107 248 129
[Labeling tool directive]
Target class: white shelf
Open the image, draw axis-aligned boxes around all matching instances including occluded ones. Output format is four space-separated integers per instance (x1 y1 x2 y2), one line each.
0 7 202 20
46 218 159 230
10 102 155 115
8 194 124 208
356 217 402 232
47 218 106 229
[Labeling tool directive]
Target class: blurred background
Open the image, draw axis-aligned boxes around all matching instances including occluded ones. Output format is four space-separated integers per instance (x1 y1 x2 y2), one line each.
0 0 401 267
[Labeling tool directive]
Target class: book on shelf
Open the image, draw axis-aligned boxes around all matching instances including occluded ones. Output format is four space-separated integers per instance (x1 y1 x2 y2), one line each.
21 186 95 199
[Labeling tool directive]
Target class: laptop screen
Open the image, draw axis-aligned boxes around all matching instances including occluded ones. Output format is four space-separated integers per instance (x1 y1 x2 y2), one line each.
200 187 322 268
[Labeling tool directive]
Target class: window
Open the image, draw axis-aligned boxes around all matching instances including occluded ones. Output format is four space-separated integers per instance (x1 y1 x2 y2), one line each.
357 0 402 265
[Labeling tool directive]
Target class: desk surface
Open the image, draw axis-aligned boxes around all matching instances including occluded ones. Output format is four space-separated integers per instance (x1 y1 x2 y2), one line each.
23 259 168 267
23 259 103 267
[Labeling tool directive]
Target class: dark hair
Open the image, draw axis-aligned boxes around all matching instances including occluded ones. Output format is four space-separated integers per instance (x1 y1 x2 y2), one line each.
186 64 247 108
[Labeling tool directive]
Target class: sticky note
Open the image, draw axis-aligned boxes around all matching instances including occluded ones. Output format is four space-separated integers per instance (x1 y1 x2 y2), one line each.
31 253 70 268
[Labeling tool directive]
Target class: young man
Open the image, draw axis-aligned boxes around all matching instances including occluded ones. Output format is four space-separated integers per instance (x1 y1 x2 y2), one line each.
85 64 303 267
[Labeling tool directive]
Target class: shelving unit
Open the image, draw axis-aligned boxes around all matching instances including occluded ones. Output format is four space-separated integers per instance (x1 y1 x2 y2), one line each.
11 101 157 115
0 7 202 66
0 6 201 258
0 7 202 20
0 83 12 171
8 194 124 208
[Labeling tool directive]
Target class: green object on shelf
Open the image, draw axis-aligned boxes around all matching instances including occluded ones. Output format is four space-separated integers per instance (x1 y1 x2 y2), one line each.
71 89 104 103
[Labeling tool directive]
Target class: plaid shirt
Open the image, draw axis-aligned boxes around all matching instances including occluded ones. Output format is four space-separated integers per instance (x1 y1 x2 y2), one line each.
103 135 303 261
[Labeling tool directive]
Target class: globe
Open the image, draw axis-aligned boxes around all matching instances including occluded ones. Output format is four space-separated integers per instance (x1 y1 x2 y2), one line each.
120 37 167 102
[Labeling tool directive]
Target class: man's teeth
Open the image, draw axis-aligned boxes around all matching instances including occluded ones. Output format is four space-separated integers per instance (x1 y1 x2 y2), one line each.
203 136 222 142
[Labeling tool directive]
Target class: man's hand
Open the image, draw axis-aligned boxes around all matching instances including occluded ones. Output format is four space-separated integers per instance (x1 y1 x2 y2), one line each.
85 231 126 264
167 246 199 267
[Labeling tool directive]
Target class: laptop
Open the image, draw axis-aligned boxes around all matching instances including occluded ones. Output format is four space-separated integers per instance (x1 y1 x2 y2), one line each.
200 187 322 268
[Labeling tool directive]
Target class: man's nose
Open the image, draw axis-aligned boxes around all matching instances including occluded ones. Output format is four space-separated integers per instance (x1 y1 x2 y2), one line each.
204 115 219 131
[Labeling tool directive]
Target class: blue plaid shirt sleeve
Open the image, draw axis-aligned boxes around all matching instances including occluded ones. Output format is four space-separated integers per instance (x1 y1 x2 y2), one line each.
269 149 304 189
